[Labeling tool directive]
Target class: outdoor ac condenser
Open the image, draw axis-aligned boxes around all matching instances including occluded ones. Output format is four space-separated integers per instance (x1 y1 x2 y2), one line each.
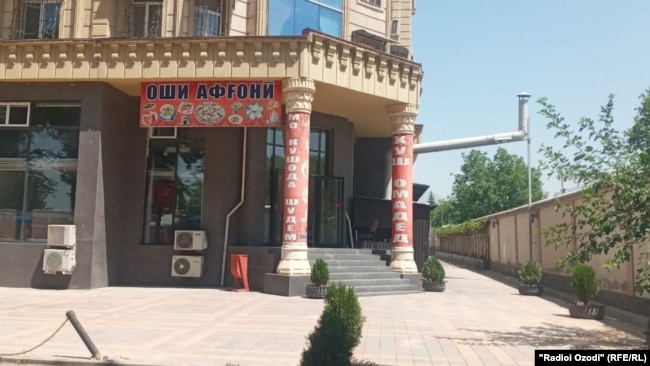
43 249 76 275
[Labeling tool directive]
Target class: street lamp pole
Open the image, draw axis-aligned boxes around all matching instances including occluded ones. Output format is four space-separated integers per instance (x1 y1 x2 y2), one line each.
517 92 533 261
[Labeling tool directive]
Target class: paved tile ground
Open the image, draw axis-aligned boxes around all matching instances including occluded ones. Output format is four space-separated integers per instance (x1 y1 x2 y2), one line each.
0 265 645 366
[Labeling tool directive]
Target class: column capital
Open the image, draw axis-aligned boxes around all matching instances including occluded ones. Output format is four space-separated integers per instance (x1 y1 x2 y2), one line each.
283 78 316 114
388 103 418 135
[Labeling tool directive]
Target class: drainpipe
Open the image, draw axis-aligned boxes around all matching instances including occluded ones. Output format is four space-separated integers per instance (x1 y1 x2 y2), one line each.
220 127 247 286
384 148 392 199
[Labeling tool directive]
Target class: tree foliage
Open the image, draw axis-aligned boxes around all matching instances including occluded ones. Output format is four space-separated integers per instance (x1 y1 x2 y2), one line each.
430 198 460 227
435 217 487 236
538 89 650 294
431 147 545 226
569 264 599 304
300 284 365 366
310 258 329 287
427 191 436 206
518 260 543 286
422 256 446 282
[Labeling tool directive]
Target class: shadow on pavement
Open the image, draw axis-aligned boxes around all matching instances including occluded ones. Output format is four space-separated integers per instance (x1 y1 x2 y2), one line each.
436 322 646 350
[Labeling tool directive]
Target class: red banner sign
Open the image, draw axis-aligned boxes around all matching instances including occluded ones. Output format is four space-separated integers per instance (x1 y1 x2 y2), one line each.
282 112 311 245
391 134 413 247
139 80 282 128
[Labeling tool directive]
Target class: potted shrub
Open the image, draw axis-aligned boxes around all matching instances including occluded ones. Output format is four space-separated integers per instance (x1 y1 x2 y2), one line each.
306 258 329 299
301 284 365 366
568 264 605 319
421 255 446 292
518 260 543 296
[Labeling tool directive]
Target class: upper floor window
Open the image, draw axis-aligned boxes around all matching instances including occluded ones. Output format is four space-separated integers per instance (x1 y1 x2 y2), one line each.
19 0 61 39
268 0 343 38
194 0 222 36
361 0 380 6
131 0 162 38
390 19 399 39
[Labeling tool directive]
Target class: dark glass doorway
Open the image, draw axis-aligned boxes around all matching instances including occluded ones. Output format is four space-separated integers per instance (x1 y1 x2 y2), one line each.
270 171 345 247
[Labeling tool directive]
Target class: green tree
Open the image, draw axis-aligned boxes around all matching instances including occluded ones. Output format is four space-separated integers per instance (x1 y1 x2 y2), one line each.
450 147 545 223
427 191 436 206
538 89 650 294
430 198 459 227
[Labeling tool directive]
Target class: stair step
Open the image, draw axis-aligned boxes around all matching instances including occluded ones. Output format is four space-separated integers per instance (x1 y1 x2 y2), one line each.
356 290 423 297
330 278 412 286
307 254 382 261
308 259 387 267
330 272 401 280
351 284 420 293
327 266 395 273
302 248 418 296
308 248 373 254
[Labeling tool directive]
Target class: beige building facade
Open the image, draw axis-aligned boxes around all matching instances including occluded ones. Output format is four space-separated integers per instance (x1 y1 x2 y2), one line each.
0 0 428 291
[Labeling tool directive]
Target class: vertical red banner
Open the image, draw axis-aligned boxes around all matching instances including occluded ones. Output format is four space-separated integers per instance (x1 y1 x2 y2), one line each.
282 112 311 245
391 134 413 248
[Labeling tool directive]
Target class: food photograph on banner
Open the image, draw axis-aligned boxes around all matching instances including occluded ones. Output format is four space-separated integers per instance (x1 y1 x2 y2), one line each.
140 80 282 128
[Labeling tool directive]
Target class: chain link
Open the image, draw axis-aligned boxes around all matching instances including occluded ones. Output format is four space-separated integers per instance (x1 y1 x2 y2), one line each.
0 318 69 357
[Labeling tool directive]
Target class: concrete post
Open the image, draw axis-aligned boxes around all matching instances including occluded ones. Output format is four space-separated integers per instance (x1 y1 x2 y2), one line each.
388 103 418 273
276 78 315 275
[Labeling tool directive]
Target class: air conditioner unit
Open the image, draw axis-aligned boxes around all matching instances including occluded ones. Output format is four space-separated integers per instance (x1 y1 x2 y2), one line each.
171 255 203 278
47 225 76 248
174 230 208 251
43 249 76 275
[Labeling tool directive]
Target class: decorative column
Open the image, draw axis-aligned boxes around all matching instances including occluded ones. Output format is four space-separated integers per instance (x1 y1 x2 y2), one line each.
276 78 316 275
388 103 418 273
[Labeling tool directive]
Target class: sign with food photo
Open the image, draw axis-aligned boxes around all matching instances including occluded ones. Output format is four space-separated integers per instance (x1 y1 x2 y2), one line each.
139 80 282 128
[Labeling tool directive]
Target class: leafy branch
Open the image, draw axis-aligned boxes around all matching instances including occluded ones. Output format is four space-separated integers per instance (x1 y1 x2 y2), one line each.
538 89 650 294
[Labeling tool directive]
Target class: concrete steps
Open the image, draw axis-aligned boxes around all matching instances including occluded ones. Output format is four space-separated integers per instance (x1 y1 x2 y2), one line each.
307 248 420 296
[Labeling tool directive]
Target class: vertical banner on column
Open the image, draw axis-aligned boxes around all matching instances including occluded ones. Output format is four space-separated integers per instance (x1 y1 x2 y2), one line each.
282 112 311 245
391 134 413 247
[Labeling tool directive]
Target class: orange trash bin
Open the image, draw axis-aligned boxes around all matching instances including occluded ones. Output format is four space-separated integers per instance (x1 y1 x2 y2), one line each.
230 254 249 291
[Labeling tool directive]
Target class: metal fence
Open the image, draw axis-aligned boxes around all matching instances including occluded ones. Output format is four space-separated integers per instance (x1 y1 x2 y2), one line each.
413 219 434 271
434 235 490 268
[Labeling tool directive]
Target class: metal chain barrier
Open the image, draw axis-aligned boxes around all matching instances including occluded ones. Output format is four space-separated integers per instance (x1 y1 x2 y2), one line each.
0 318 69 357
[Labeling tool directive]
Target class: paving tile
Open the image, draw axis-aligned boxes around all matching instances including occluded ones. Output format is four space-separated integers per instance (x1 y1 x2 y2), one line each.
0 265 645 366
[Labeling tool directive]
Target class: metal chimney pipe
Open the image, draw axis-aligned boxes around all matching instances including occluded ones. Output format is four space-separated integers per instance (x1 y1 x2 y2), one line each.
412 93 531 154
518 92 530 132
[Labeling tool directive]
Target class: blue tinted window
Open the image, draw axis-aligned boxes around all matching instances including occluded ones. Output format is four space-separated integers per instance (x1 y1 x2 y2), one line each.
316 0 343 9
0 104 80 241
269 0 342 38
319 7 342 37
294 0 319 34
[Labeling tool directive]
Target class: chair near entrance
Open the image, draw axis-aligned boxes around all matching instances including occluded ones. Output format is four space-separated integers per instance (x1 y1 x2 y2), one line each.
356 219 389 249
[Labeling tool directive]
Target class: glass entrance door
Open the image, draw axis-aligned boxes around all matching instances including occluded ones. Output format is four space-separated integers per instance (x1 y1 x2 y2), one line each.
270 171 344 247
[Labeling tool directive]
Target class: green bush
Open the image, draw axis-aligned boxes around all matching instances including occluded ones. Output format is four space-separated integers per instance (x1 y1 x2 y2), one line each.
518 260 543 285
436 218 488 236
300 284 366 366
570 264 599 304
422 256 445 282
310 258 329 287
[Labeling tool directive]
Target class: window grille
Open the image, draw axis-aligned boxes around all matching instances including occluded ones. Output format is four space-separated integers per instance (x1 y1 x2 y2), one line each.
194 0 222 37
130 0 162 38
351 33 386 53
16 0 61 39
